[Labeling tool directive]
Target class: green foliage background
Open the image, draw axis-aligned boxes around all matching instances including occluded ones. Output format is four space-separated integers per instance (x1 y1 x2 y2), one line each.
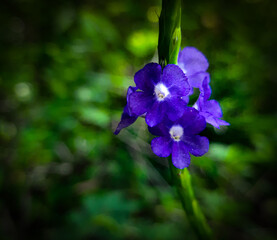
0 0 277 239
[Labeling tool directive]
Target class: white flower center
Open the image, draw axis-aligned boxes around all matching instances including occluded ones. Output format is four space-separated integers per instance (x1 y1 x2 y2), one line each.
154 83 169 101
169 125 184 142
193 102 199 110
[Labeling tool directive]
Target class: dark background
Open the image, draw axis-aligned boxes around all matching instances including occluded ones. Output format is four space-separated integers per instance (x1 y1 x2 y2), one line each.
0 0 277 239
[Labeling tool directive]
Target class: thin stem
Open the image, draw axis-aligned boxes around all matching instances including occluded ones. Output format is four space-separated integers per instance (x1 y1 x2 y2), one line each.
170 162 213 240
158 0 214 239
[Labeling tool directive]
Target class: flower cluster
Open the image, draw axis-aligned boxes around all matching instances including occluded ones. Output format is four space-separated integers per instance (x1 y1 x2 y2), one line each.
115 47 229 169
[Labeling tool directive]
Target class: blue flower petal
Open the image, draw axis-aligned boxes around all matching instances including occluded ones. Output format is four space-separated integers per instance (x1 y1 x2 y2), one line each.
188 72 210 89
129 91 154 116
178 107 206 135
165 97 187 121
204 100 223 118
134 63 161 92
151 136 172 157
145 101 166 127
172 141 191 169
178 47 209 76
162 64 190 94
148 122 170 137
182 135 209 157
114 106 138 135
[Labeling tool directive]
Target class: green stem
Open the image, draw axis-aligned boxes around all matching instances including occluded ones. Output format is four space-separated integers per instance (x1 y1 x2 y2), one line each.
170 163 213 240
158 0 181 67
158 0 214 239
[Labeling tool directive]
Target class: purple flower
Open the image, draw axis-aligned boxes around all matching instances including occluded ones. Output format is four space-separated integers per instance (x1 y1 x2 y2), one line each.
178 47 209 91
194 76 230 129
149 107 209 169
114 86 138 135
128 63 190 127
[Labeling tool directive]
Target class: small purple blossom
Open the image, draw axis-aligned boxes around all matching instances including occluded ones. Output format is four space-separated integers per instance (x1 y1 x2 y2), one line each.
149 107 209 169
194 76 230 129
128 63 190 127
178 47 210 93
114 46 229 169
114 86 138 135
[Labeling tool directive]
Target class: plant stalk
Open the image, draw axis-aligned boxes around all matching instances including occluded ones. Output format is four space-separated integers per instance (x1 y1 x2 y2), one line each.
158 0 181 67
169 163 213 240
158 0 214 239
